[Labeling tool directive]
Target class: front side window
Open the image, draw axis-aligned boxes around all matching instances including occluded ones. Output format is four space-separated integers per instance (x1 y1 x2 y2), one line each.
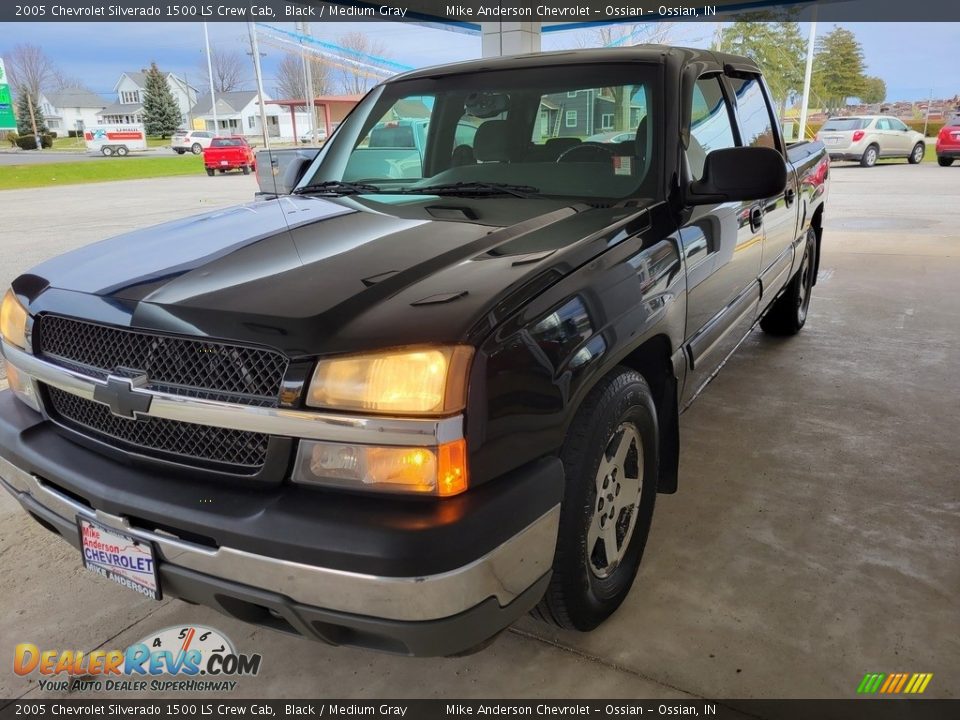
729 76 777 150
687 76 737 180
313 63 661 201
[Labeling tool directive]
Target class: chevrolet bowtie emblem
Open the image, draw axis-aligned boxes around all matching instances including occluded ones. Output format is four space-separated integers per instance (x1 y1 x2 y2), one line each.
92 374 152 419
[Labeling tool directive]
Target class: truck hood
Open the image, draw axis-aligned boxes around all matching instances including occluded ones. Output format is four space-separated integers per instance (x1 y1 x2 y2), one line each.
22 194 649 356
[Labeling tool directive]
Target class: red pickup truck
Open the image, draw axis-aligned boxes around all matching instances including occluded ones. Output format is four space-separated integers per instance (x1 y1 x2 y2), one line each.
936 113 960 166
203 136 256 176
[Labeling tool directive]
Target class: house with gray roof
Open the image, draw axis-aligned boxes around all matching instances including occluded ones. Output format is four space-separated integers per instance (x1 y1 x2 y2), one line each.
38 88 108 134
98 70 198 126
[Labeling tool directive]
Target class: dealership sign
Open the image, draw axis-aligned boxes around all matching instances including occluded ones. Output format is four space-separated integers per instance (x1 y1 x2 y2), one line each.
0 58 15 130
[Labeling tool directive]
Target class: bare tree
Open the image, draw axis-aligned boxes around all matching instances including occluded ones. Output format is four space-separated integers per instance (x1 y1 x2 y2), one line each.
336 32 388 95
200 47 247 93
574 23 680 50
273 52 333 99
3 43 56 99
50 68 91 92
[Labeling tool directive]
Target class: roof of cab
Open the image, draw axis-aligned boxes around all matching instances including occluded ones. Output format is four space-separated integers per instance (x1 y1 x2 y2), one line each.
389 46 759 82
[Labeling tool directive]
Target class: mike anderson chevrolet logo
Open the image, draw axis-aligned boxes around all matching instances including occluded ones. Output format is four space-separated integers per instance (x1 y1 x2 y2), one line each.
92 373 152 419
857 672 934 695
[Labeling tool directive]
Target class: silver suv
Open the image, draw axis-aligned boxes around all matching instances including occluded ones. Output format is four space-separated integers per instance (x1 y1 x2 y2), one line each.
171 129 216 155
818 115 926 167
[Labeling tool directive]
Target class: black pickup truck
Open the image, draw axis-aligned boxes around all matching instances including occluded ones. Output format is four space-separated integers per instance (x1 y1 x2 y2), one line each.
0 47 828 656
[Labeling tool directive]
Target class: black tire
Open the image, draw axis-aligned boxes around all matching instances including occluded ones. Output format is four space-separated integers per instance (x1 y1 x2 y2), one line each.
191 143 202 155
115 145 129 157
205 168 215 177
532 367 658 631
242 165 251 175
908 142 924 164
860 144 879 167
939 157 955 167
760 230 816 336
101 146 114 157
175 149 185 155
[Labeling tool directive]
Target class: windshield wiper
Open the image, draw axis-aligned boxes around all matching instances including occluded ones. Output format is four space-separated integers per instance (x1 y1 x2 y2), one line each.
293 181 382 196
403 182 540 199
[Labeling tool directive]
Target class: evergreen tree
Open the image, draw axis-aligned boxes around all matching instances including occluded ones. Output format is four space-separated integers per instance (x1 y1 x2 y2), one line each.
813 27 867 113
859 76 887 105
141 62 182 137
14 85 48 136
716 20 806 120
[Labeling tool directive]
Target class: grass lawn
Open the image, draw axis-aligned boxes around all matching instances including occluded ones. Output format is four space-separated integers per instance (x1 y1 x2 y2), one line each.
0 156 205 190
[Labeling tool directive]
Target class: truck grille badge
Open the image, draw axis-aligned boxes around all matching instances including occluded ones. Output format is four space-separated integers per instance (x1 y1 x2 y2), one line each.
92 373 152 419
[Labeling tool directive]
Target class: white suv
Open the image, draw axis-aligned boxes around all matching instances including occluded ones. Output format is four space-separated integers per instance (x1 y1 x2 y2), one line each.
171 130 216 155
818 115 926 167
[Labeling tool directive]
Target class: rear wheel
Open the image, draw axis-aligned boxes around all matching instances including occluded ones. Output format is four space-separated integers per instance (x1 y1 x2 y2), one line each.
101 146 114 157
760 230 816 336
175 149 185 155
908 143 924 164
939 157 955 167
860 144 879 167
532 368 658 631
205 168 215 177
115 145 129 157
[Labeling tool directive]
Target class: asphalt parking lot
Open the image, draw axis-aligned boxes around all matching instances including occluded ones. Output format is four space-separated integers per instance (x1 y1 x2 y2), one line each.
1 163 958 701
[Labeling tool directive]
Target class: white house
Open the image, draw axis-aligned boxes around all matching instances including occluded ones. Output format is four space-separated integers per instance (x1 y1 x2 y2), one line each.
99 70 198 126
191 90 309 142
38 88 107 135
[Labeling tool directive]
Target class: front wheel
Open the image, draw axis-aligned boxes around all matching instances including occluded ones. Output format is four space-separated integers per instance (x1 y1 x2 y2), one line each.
191 143 202 155
242 165 251 175
938 157 955 167
760 230 816 336
115 145 129 157
860 144 879 167
101 146 114 157
908 143 924 164
532 368 658 631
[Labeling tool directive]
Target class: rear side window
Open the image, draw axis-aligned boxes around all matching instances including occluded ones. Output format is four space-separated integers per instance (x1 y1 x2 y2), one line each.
822 118 868 131
687 76 737 180
211 138 242 147
729 76 778 151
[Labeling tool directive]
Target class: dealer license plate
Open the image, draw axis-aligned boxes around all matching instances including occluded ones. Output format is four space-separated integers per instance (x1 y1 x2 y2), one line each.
220 160 228 165
77 517 161 600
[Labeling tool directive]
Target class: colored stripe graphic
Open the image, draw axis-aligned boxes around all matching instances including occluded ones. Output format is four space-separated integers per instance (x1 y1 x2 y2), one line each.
857 673 933 694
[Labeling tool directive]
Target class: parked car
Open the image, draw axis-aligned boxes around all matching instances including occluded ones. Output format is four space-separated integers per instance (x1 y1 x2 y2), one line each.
171 129 215 155
586 130 636 144
202 136 256 176
0 47 828 657
935 113 960 166
818 115 925 167
299 127 328 144
83 124 147 157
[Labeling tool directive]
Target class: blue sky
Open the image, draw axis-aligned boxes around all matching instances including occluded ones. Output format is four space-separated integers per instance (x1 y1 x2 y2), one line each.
1 21 956 103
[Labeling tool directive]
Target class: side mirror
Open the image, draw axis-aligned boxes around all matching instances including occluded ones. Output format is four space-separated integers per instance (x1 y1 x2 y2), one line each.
688 146 786 204
254 149 319 197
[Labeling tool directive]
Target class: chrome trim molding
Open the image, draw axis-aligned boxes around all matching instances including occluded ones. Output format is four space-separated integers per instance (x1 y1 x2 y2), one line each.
0 454 559 621
1 341 462 447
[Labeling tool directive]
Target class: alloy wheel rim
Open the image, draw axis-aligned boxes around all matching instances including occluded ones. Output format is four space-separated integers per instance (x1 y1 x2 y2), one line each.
914 145 923 162
797 243 813 323
587 422 643 579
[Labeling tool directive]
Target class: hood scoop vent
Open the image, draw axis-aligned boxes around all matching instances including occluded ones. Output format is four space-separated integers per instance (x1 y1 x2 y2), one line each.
411 291 468 306
361 270 400 287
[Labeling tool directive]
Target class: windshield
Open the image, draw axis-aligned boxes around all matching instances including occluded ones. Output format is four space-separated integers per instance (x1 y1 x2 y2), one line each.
301 63 660 201
822 118 869 131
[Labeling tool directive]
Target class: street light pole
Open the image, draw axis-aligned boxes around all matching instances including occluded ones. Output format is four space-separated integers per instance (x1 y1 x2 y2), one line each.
247 21 270 149
203 22 219 133
799 11 818 141
302 21 317 144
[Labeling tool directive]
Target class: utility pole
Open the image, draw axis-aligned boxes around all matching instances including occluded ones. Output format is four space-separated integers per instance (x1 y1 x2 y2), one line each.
247 21 270 149
799 10 818 141
27 93 41 150
923 88 933 138
302 21 317 144
203 22 219 133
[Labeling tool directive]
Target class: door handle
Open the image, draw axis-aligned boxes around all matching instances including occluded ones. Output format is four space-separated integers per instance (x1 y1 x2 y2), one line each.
784 187 796 207
749 206 763 233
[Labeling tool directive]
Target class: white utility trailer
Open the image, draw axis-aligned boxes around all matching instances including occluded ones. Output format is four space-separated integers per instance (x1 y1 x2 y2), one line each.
83 124 148 157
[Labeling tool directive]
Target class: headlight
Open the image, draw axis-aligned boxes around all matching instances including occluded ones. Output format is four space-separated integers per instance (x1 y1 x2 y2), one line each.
1 289 28 350
306 346 473 416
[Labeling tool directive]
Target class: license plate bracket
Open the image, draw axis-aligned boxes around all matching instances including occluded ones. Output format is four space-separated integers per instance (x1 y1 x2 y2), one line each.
77 517 161 600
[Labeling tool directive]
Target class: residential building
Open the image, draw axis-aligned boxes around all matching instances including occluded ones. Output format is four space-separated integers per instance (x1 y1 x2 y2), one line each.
98 70 198 126
191 90 309 141
536 89 646 140
38 88 107 134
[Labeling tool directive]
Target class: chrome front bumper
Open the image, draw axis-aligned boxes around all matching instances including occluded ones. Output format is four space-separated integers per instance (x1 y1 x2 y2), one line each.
0 453 559 623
